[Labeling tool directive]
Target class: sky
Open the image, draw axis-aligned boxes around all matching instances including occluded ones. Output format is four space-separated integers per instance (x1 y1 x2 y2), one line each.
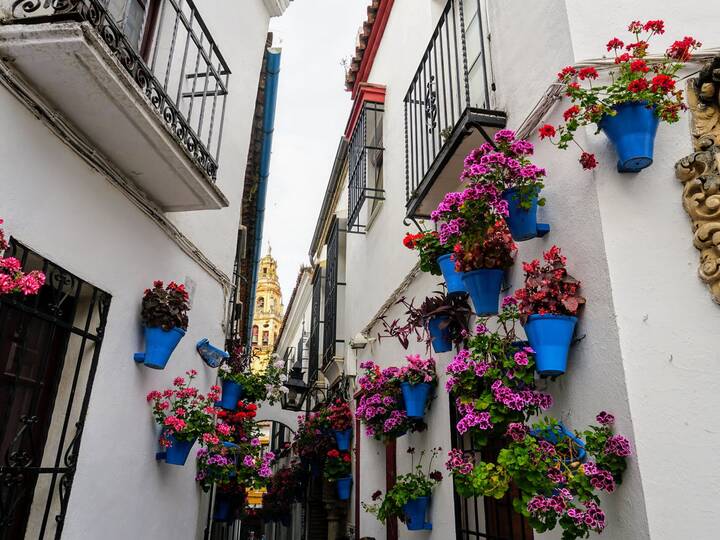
265 0 370 302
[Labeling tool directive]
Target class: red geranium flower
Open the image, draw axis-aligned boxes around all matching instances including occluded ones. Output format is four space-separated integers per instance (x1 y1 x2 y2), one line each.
538 124 556 139
614 53 631 64
403 233 415 249
563 105 580 121
650 74 675 93
557 66 577 81
629 59 649 73
627 21 644 33
627 78 649 93
606 38 624 51
643 20 665 34
579 152 598 170
666 36 701 61
577 67 598 81
626 41 649 57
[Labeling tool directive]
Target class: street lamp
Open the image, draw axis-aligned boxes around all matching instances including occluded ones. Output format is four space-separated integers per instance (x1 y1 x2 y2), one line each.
281 364 308 411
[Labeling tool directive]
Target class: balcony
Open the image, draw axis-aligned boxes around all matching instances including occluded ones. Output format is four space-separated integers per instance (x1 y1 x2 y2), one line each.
404 0 506 218
0 0 230 211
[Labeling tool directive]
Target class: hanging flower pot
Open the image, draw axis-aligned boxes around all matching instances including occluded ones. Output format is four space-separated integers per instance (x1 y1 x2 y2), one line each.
212 493 235 523
217 379 244 410
336 476 353 501
333 428 353 451
402 496 432 530
502 188 550 241
135 280 190 369
427 316 452 353
401 382 433 419
599 101 659 173
524 314 577 376
460 269 503 316
163 432 196 466
437 254 466 296
530 422 587 464
134 326 186 369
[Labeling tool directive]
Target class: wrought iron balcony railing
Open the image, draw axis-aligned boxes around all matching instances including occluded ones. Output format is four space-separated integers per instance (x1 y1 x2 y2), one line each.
404 0 505 218
8 0 230 182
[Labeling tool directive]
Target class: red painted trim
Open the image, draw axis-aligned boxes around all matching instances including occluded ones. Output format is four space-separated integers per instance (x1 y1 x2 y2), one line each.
386 440 398 540
351 0 395 100
355 415 361 540
344 83 386 140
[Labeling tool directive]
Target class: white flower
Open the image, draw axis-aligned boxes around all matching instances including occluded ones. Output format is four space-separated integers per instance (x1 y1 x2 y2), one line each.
280 374 288 382
219 363 231 373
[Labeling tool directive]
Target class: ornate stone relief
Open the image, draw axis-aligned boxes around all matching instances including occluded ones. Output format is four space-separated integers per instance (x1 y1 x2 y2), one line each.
675 57 720 303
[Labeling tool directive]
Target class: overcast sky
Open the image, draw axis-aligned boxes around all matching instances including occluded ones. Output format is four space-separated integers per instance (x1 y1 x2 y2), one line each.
265 0 369 302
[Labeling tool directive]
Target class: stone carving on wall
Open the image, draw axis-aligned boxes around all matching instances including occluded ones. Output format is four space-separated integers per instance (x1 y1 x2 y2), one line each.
676 57 720 303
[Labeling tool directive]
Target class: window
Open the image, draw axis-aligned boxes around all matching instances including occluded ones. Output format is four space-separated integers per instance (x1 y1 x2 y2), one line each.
322 219 340 367
252 325 259 344
0 240 111 539
308 267 322 383
450 402 534 539
347 101 385 232
262 331 269 346
101 0 161 59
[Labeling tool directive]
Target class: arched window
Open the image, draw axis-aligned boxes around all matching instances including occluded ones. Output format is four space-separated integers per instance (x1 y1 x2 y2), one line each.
257 297 265 310
262 331 269 346
252 325 259 344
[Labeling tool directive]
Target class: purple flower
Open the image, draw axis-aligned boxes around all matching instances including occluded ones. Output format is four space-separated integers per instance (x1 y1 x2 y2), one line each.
506 422 528 442
494 129 516 142
596 411 615 426
604 435 632 457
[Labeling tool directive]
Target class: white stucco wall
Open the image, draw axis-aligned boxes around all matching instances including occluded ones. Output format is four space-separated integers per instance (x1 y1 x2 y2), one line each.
340 1 720 539
0 1 277 538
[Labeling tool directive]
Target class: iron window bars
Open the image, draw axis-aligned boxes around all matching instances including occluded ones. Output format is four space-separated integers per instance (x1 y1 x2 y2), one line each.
450 402 534 540
347 101 385 233
308 266 322 386
404 0 493 210
0 239 112 540
322 219 342 369
8 0 231 181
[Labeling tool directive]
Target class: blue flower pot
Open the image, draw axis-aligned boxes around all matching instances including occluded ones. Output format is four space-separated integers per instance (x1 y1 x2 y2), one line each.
530 422 587 463
403 496 432 530
217 379 244 410
336 476 353 501
599 101 659 173
428 316 452 353
333 428 353 451
213 493 234 522
163 433 196 466
401 382 432 419
460 269 503 316
437 254 466 296
524 314 577 376
134 326 185 369
502 188 549 241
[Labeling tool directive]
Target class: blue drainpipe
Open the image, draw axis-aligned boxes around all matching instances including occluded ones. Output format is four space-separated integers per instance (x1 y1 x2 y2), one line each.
246 48 281 349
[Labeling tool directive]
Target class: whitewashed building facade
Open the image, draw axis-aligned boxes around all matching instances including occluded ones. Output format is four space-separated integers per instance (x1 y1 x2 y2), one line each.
275 1 720 540
0 0 290 539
